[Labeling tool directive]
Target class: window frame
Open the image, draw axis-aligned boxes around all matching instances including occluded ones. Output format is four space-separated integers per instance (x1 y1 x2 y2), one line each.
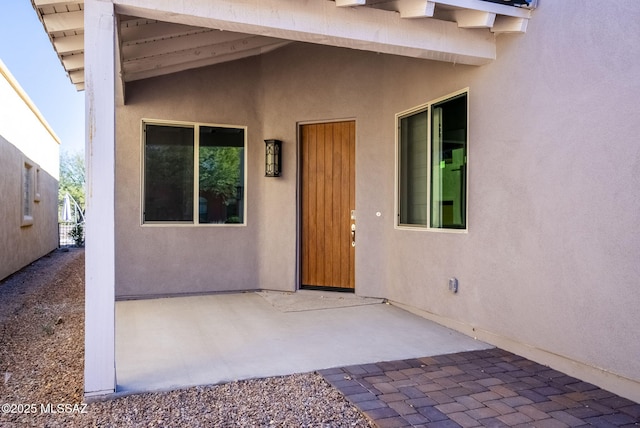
395 89 469 233
140 119 248 227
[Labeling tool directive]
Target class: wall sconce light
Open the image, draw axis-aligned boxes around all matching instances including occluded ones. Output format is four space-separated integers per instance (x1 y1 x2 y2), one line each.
265 139 282 177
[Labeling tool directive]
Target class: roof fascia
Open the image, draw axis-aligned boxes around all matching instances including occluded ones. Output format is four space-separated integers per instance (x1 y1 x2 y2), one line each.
434 0 532 17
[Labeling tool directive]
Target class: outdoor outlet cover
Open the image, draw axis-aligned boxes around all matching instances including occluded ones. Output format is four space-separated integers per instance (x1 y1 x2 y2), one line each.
449 278 459 293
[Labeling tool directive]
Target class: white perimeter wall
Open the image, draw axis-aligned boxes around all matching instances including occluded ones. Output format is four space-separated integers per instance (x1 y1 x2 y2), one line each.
0 61 60 280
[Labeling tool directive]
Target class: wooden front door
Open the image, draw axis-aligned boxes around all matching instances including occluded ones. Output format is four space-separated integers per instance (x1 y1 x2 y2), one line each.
300 121 356 290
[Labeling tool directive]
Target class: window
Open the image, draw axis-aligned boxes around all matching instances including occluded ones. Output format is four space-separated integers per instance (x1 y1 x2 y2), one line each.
22 162 33 226
398 91 468 230
143 122 246 225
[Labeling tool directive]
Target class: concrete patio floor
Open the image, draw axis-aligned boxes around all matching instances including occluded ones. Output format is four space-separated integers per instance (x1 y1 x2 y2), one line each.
115 291 492 394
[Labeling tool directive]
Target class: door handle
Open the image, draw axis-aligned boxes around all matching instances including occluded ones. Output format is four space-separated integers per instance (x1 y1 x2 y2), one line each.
351 224 356 247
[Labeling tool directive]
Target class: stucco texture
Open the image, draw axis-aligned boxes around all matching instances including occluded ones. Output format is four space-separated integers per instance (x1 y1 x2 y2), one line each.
0 137 59 281
114 1 640 399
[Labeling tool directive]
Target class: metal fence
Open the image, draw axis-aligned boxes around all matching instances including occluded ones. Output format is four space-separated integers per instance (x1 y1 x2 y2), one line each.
58 222 84 247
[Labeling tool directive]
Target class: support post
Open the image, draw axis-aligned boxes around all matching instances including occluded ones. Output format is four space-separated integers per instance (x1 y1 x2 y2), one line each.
84 0 116 397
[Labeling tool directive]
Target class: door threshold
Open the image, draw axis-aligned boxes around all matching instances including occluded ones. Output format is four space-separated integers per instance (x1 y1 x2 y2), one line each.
300 285 355 293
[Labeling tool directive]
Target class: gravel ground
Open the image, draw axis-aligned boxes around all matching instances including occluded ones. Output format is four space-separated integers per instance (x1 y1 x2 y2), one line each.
0 248 373 427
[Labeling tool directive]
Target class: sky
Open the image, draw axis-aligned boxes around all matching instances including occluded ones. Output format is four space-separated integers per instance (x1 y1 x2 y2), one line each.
0 1 85 155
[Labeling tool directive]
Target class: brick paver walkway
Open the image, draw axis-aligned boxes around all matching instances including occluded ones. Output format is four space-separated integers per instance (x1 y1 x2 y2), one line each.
319 349 640 427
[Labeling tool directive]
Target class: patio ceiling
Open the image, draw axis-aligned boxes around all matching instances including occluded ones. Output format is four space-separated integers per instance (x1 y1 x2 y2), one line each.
32 0 536 92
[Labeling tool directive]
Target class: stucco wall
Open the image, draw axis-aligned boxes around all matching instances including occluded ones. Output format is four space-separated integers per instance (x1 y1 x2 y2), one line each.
0 63 60 281
115 57 264 297
116 43 398 297
381 1 640 400
115 0 640 400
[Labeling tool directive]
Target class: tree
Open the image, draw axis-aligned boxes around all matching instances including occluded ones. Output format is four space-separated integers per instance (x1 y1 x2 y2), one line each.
199 146 242 204
59 150 85 217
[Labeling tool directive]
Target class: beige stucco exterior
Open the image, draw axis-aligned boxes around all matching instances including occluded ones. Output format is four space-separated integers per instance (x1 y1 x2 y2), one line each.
108 1 640 400
0 61 60 282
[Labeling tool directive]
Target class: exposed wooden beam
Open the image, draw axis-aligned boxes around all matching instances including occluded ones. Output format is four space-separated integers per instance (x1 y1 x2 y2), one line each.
124 41 290 82
433 0 531 18
122 30 252 61
115 0 496 66
62 54 84 70
393 0 436 18
491 16 528 33
123 36 288 76
33 0 82 6
115 14 125 105
454 10 496 28
335 0 366 6
120 20 205 43
69 69 84 84
53 34 84 54
42 10 84 33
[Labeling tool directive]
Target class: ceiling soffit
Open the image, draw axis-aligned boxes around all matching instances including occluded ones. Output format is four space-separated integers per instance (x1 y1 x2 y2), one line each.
32 0 535 91
118 17 291 83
